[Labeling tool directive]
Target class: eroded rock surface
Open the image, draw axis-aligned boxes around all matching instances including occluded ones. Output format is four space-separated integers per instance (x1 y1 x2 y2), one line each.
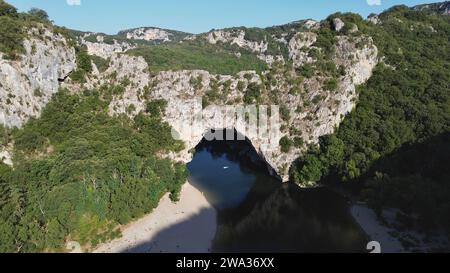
124 28 173 42
0 21 378 182
0 27 76 128
100 34 378 181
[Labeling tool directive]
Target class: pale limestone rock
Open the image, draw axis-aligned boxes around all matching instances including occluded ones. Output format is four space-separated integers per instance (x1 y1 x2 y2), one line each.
333 18 345 32
84 40 135 59
0 28 76 128
368 14 380 25
0 23 379 183
288 32 318 67
272 34 289 45
102 33 378 182
125 28 172 42
303 19 320 30
106 54 151 117
0 144 13 166
205 30 287 66
183 35 197 41
257 54 285 66
96 35 104 43
206 30 268 54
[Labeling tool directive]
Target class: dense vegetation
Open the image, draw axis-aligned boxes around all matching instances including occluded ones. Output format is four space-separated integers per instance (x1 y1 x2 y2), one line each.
295 7 450 232
0 0 24 59
0 88 187 252
0 0 76 60
128 39 268 75
1 0 450 251
70 46 93 83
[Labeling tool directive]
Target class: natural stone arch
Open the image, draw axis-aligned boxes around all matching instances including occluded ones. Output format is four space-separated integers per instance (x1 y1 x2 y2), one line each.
197 128 282 180
164 98 285 180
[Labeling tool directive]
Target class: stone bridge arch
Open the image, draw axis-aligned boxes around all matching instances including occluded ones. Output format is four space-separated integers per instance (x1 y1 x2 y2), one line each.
162 99 290 181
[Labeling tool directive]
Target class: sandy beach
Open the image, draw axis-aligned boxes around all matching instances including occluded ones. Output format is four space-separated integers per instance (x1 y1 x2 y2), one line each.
352 204 450 253
93 182 217 253
351 204 404 253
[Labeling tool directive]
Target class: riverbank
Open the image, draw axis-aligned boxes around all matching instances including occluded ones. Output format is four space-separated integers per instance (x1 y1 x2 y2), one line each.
351 204 404 253
93 182 217 253
351 204 450 253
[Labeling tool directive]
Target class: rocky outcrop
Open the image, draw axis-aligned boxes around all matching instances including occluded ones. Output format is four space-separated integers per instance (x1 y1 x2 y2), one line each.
206 29 268 54
288 32 318 67
333 18 345 32
204 29 288 67
368 14 381 25
84 40 135 59
257 54 285 66
100 32 378 181
124 28 173 42
265 35 378 181
0 144 13 166
0 21 378 183
107 54 151 116
303 19 320 30
414 1 450 15
0 27 76 128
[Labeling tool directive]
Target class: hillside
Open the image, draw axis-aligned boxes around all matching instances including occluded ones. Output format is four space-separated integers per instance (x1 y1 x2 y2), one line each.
295 5 450 238
0 0 449 252
414 1 450 14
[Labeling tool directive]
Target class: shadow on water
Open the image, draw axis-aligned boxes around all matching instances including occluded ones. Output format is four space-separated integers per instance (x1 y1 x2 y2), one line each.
214 183 367 253
125 129 368 253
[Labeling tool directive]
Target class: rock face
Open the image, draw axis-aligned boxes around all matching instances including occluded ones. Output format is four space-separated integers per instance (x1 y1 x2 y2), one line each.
368 14 381 25
206 29 268 54
333 18 345 32
204 29 287 67
0 20 378 182
0 144 13 166
0 27 76 128
414 1 450 15
124 28 173 42
100 33 378 181
303 19 320 30
84 40 135 59
288 32 318 67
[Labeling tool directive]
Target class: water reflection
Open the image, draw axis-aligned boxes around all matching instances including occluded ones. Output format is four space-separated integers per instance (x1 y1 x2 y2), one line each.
188 132 368 253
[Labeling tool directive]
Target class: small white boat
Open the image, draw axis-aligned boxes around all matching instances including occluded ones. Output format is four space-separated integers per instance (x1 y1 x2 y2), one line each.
223 166 229 170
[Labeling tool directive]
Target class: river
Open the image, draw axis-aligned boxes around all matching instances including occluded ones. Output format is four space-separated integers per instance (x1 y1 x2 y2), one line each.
187 133 368 253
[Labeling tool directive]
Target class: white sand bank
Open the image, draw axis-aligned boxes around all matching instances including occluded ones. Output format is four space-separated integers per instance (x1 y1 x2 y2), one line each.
351 204 404 253
93 182 217 253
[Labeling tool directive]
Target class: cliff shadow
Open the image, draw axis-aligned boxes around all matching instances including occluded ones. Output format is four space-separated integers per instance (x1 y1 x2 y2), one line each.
122 207 217 253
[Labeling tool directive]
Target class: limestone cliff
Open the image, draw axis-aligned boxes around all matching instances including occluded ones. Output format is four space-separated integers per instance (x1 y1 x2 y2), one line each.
0 18 378 182
0 27 76 128
96 20 378 182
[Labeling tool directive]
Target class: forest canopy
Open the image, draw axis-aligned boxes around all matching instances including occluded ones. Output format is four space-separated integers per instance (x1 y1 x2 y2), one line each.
0 89 187 252
294 7 450 232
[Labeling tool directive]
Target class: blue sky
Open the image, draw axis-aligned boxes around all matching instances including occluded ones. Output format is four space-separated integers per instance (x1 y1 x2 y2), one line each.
8 0 436 34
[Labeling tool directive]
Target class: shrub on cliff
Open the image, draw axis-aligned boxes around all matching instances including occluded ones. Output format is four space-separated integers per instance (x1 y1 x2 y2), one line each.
0 16 24 59
295 8 450 232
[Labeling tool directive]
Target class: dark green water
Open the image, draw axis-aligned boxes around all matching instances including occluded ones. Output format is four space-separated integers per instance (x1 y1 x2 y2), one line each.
188 135 368 253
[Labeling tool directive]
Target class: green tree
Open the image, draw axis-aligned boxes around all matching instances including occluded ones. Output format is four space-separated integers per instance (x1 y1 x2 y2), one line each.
295 154 325 184
28 8 49 22
45 218 66 250
0 0 17 17
243 83 261 104
0 16 24 59
279 136 293 153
